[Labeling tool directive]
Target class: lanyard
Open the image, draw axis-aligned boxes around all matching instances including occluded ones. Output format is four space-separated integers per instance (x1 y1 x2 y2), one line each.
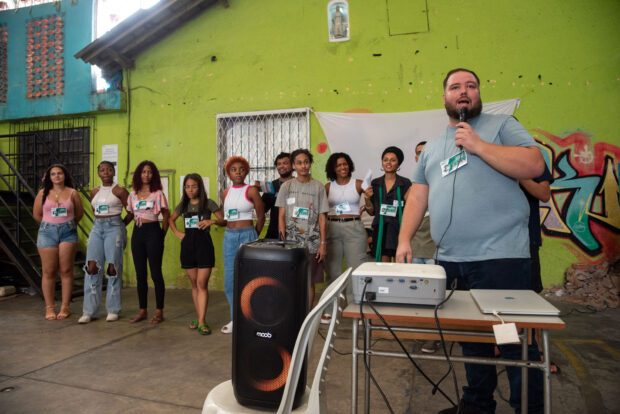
375 185 402 262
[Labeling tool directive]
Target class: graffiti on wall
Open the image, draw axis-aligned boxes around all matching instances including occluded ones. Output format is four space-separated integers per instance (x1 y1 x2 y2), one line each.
534 130 620 262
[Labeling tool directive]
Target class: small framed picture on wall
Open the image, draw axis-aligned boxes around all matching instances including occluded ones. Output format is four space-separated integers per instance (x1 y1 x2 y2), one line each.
327 0 350 42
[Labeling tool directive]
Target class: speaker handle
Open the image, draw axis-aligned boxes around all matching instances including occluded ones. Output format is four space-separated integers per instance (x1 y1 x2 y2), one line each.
259 237 299 247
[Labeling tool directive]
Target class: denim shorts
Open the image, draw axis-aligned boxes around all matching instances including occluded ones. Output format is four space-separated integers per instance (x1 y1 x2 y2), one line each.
37 221 78 248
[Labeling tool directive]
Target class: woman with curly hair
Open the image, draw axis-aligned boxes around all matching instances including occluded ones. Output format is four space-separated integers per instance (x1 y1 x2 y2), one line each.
220 156 264 333
33 164 84 320
126 160 169 324
323 152 367 320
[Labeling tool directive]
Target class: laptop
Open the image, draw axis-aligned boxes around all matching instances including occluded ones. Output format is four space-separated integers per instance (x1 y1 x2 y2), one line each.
470 289 560 316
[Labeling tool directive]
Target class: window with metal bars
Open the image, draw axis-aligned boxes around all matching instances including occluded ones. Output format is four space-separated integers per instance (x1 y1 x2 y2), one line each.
8 117 94 191
215 108 310 202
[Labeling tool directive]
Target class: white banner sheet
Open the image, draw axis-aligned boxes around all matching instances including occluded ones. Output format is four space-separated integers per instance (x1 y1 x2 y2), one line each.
315 99 519 183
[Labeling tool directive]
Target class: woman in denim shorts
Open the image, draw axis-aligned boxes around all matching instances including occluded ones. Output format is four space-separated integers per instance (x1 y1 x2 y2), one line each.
78 161 133 324
33 164 84 320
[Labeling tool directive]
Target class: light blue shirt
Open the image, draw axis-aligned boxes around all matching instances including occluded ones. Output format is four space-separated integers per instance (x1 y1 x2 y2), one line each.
413 113 536 262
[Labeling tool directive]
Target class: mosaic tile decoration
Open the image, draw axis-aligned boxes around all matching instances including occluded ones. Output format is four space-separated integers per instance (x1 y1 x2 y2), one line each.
0 24 7 104
26 14 64 99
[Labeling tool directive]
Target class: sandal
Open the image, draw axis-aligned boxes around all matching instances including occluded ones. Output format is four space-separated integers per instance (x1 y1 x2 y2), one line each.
56 306 71 320
130 311 148 323
189 319 199 329
45 305 57 321
150 311 164 324
198 324 212 335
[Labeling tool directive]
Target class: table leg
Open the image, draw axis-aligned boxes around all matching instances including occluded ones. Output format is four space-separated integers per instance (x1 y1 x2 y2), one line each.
351 318 358 414
542 329 551 414
521 328 528 414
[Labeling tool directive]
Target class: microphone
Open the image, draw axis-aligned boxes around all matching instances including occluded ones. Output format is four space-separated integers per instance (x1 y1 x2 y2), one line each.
459 106 468 123
457 106 468 151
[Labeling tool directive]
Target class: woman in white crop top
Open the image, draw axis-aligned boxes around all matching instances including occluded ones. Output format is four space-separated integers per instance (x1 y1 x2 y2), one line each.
220 156 264 334
78 161 133 324
324 152 368 314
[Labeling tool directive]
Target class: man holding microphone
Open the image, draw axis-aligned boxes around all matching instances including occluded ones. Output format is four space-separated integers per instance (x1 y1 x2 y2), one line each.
396 68 545 414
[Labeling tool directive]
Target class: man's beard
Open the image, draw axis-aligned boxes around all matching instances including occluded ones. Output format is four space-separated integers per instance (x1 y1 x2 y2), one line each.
279 170 292 179
445 100 482 121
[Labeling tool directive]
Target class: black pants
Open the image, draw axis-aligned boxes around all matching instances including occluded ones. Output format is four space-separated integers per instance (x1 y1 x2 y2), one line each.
131 222 165 309
530 244 543 293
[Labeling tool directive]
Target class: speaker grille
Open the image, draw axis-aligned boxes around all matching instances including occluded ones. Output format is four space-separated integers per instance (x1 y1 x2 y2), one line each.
232 241 308 409
240 277 289 326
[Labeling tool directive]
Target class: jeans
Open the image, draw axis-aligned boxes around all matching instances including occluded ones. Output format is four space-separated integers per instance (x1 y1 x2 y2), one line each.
410 257 435 264
438 259 543 414
131 222 165 309
83 216 127 316
36 221 78 247
223 226 257 320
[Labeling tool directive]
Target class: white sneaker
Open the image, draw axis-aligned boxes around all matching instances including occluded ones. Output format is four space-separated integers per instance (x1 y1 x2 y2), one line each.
78 314 91 324
221 321 233 334
320 314 332 325
106 313 119 322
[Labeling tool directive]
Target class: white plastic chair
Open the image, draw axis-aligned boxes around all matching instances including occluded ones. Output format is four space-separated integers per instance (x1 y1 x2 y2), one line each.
202 268 352 414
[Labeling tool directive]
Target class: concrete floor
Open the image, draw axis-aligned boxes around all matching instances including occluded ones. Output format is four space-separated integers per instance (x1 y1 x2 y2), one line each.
0 287 619 414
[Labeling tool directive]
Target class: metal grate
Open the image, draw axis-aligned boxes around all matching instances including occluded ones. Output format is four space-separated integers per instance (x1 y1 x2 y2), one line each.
216 108 310 202
7 117 94 191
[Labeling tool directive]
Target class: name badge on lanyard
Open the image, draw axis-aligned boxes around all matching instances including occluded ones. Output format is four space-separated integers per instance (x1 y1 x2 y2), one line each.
226 208 239 220
335 201 351 214
51 207 67 217
379 204 397 217
440 150 468 177
185 215 200 229
293 206 310 220
136 200 153 210
96 204 109 215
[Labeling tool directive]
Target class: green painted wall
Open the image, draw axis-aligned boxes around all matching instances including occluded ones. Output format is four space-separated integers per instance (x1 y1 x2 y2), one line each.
3 0 618 290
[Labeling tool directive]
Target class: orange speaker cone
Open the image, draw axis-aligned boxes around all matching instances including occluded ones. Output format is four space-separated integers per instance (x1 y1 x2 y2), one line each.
240 277 285 321
249 346 292 392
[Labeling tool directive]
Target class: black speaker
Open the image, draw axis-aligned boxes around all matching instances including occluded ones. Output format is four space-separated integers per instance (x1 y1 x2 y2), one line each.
232 239 309 409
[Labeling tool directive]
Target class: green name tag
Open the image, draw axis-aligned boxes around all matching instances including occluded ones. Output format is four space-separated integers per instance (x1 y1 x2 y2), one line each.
293 207 310 220
51 207 67 217
379 204 397 217
136 200 153 210
96 204 109 215
226 209 239 220
440 150 468 177
335 201 351 214
184 216 199 229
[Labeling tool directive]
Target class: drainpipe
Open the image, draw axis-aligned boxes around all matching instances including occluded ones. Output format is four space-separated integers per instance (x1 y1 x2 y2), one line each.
123 68 132 188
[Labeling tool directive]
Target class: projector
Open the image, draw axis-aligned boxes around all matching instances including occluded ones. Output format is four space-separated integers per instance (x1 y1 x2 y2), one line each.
352 262 446 306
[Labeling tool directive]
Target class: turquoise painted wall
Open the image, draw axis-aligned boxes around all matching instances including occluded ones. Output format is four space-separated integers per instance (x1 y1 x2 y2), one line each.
3 0 619 290
0 0 123 121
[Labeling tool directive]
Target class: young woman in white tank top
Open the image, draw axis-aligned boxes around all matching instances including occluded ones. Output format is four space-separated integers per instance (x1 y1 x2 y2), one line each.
220 156 265 333
78 161 132 324
323 152 368 320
